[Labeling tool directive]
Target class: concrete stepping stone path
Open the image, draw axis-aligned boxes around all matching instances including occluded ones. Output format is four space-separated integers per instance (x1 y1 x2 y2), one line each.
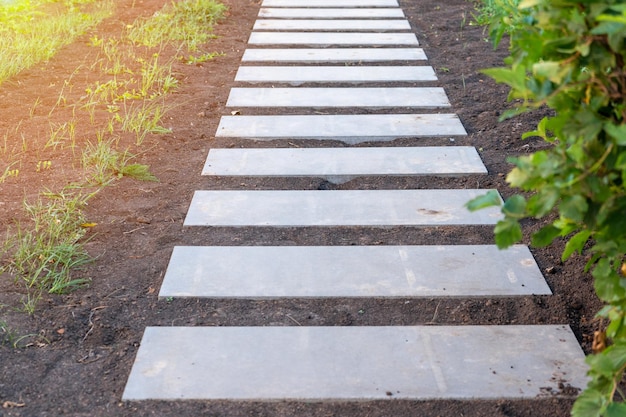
241 48 427 62
123 325 587 400
258 8 406 18
226 87 450 108
123 0 588 406
262 0 399 7
202 147 486 178
216 114 467 143
159 245 551 298
184 189 502 227
248 32 419 45
253 19 411 31
235 66 438 83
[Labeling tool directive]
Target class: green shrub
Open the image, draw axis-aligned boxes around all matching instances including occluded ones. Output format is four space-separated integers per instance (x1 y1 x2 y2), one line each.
468 1 626 415
472 0 520 28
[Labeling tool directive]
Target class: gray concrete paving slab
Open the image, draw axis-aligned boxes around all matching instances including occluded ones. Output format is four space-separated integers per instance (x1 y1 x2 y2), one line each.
262 0 399 7
122 325 587 400
253 19 411 31
248 32 418 45
183 189 502 226
201 146 486 178
234 65 437 83
159 245 550 298
215 114 466 143
241 48 427 62
226 87 450 108
258 7 405 18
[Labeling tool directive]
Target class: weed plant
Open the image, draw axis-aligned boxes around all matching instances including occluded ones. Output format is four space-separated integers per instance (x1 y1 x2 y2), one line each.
116 99 172 145
128 0 226 52
81 138 158 185
2 191 93 312
0 0 114 84
472 0 524 43
0 0 226 314
0 319 47 348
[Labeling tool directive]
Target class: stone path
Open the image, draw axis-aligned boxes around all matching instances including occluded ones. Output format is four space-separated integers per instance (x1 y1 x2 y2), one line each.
123 0 588 404
235 65 438 82
202 146 485 178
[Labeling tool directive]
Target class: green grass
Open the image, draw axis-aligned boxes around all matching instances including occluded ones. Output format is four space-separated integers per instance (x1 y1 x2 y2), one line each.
0 0 226 314
472 0 521 27
1 191 93 312
0 318 48 348
128 0 226 52
0 0 114 85
81 138 158 185
115 99 172 145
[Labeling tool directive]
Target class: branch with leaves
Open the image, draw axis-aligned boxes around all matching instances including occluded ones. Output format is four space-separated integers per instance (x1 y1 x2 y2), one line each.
469 0 626 415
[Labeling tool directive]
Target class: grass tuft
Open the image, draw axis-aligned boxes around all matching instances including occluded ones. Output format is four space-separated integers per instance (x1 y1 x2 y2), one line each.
1 191 93 312
0 0 114 85
128 0 226 51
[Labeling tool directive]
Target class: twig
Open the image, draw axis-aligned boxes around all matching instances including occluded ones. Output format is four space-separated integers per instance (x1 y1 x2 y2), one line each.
81 305 107 343
425 301 442 325
286 314 302 326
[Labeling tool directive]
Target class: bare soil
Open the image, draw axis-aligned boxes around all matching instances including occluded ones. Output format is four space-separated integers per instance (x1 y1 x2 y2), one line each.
0 0 605 416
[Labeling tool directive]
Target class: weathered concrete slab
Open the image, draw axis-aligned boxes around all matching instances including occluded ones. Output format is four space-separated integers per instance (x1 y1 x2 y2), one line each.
242 48 427 62
183 189 502 226
249 32 418 45
215 114 466 143
159 245 550 298
226 87 450 108
258 7 405 18
253 19 411 31
122 325 587 400
235 65 437 83
202 146 486 178
262 0 399 7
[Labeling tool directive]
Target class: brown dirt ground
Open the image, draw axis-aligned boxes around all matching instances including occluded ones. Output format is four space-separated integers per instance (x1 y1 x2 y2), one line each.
0 0 609 416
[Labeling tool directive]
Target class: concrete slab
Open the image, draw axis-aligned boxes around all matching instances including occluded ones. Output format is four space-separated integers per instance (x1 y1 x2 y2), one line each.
253 19 411 31
226 87 450 108
215 114 467 143
234 66 437 83
122 325 587 400
262 0 399 7
183 189 502 226
258 7 405 18
159 245 550 298
249 32 418 45
241 48 427 62
202 147 486 178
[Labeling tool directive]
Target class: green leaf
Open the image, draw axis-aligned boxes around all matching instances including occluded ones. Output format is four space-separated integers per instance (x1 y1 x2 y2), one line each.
482 65 528 96
571 389 605 417
522 116 551 141
606 316 623 339
494 219 523 249
519 0 540 8
527 188 559 218
562 230 591 261
532 225 561 247
506 167 530 188
560 195 589 222
466 190 502 212
591 21 626 52
532 61 571 84
605 123 626 146
593 258 626 302
502 195 527 218
606 403 626 417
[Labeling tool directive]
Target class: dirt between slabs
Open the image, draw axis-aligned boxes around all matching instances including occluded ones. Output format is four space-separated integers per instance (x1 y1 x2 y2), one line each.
0 0 609 416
